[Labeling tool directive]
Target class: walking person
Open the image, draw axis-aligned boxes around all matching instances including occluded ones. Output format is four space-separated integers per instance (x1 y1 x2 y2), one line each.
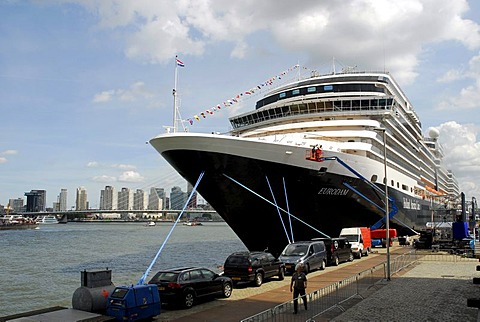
290 263 307 314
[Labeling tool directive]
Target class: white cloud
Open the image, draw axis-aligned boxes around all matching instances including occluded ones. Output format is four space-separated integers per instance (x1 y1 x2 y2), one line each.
87 161 100 168
0 149 18 164
1 150 18 156
118 171 144 182
92 175 117 183
93 82 154 104
112 164 136 170
437 53 480 111
437 121 480 198
77 0 480 85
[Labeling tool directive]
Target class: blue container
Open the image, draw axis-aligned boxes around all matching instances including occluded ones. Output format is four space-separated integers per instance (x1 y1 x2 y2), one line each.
106 284 161 321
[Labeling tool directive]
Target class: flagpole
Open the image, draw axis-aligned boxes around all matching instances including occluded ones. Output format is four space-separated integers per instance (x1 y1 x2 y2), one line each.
173 56 178 133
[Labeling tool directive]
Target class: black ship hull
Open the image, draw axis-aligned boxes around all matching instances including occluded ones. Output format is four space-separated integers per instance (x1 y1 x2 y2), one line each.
159 147 432 256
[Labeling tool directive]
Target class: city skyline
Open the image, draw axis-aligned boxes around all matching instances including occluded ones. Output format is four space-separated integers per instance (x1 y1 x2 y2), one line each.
1 1 480 205
4 182 203 212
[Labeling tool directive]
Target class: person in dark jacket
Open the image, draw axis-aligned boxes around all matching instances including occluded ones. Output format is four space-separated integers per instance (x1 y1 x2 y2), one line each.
290 263 308 314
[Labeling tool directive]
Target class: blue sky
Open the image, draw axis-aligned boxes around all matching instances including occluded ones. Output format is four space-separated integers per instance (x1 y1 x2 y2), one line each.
1 0 480 208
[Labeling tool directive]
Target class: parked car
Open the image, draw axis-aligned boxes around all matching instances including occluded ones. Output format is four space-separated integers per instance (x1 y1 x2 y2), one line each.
313 237 354 266
148 266 232 309
278 240 327 274
223 251 285 287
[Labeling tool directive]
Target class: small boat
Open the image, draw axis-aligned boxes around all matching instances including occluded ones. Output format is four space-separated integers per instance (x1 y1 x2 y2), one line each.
147 221 156 227
0 215 39 230
183 221 203 226
38 215 59 224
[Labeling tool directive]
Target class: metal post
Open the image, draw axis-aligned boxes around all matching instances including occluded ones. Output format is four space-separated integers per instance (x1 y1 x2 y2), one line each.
375 127 390 280
382 129 391 281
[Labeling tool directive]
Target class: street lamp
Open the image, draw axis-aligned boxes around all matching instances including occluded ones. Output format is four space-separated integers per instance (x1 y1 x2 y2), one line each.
375 127 390 281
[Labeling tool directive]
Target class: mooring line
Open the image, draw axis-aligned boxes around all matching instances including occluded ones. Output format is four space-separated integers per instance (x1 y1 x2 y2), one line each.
266 175 291 244
223 173 330 238
137 171 205 285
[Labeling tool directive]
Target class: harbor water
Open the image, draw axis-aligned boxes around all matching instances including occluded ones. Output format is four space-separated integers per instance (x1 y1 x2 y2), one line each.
0 221 247 317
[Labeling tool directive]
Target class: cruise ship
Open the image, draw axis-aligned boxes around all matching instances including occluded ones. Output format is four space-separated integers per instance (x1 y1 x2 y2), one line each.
149 68 460 256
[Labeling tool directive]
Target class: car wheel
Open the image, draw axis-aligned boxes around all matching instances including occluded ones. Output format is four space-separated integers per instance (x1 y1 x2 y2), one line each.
302 263 309 274
348 252 354 261
364 248 369 257
253 272 263 287
278 267 285 280
222 282 232 298
333 255 339 266
183 291 195 309
320 260 326 271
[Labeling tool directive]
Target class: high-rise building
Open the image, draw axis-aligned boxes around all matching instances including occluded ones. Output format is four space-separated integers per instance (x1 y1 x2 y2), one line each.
100 186 117 210
8 198 24 212
133 189 146 210
24 190 46 212
76 187 88 210
57 188 67 211
187 182 197 208
118 187 133 210
170 186 187 210
148 187 165 210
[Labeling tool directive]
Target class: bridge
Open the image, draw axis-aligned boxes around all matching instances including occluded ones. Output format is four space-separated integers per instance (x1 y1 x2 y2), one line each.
15 209 219 220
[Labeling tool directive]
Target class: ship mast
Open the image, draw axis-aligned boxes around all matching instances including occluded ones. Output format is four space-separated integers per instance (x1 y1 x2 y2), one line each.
172 56 179 133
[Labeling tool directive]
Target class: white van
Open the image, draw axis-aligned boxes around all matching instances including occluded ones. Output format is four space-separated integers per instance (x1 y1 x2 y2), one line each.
339 227 371 258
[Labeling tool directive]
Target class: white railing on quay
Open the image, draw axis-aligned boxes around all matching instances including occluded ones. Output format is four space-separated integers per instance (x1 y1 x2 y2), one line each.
240 250 420 322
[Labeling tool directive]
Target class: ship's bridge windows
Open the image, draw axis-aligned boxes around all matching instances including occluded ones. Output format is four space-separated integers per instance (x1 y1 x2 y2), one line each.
324 85 333 91
371 175 378 182
292 89 300 95
279 92 286 98
307 87 316 93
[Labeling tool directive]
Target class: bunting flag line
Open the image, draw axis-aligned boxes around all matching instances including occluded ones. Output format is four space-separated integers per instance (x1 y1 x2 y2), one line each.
184 64 307 126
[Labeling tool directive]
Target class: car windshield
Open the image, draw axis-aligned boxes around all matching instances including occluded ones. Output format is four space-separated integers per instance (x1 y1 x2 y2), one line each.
150 271 178 283
281 244 308 256
342 235 359 243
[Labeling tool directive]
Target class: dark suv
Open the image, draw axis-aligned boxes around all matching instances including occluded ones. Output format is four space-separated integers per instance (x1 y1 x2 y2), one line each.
223 251 285 287
148 266 232 308
314 237 354 266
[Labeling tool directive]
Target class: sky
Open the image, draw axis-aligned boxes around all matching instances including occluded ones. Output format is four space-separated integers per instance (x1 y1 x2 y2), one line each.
1 0 480 209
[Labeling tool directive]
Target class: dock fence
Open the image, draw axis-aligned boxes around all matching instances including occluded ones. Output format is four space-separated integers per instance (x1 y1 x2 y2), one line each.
240 249 471 322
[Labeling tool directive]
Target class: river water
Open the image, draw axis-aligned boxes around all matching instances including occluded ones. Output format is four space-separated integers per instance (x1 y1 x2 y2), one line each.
0 221 246 317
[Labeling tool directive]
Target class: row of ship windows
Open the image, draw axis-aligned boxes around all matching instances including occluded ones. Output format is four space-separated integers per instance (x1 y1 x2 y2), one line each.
256 83 385 108
371 175 412 192
231 98 394 129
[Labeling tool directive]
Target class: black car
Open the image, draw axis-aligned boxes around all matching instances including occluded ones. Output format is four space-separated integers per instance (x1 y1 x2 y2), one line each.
148 266 233 308
313 237 354 266
223 251 285 287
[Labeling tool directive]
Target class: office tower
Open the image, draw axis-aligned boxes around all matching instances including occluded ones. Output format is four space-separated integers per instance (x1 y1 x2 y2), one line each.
118 187 133 210
76 187 88 210
57 188 67 211
148 187 165 210
187 182 197 208
100 186 117 210
8 198 24 212
170 186 187 210
133 189 146 210
24 190 46 212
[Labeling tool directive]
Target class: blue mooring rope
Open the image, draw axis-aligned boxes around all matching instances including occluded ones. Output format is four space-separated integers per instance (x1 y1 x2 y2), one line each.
137 171 205 285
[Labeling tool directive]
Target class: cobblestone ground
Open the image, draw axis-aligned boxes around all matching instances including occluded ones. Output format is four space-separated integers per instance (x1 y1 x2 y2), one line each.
328 261 480 322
